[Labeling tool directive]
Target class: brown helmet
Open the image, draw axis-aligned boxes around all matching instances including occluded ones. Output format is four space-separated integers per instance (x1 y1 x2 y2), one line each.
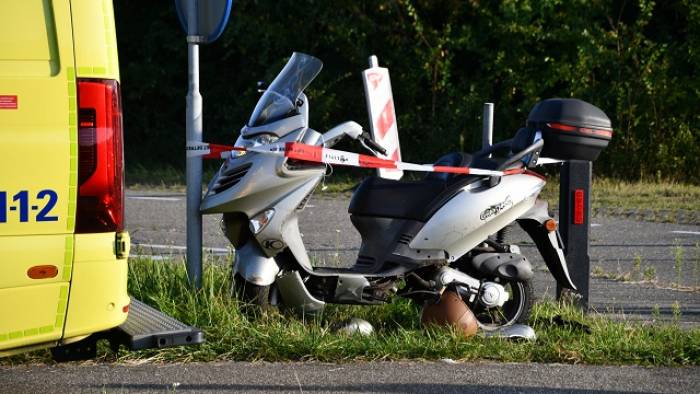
421 290 478 337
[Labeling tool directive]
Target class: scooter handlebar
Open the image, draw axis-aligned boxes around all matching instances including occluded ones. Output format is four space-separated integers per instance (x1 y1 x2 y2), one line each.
321 121 364 147
360 134 388 156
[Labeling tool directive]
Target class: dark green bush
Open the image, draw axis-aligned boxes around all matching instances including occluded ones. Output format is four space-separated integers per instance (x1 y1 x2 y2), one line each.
115 0 699 183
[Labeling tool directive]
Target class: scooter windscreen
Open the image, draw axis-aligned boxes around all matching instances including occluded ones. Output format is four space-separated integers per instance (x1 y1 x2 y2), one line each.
247 52 323 127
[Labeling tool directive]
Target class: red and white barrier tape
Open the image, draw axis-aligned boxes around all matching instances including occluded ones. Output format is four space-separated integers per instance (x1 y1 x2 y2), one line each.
186 141 523 177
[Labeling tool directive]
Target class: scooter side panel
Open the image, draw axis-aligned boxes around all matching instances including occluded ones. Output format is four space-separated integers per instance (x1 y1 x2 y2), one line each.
225 171 321 280
200 130 323 215
517 201 577 290
410 174 545 260
257 177 319 264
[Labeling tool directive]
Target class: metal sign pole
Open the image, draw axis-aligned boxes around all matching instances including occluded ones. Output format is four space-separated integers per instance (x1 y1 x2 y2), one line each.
185 2 203 288
368 55 378 68
176 0 231 289
557 160 592 308
482 103 494 151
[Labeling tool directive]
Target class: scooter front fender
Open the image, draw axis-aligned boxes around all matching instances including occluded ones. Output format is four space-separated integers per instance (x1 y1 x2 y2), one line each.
517 200 577 290
233 241 279 286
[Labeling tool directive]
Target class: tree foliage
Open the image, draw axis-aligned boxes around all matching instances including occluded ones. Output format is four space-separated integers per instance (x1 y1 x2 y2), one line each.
114 0 699 182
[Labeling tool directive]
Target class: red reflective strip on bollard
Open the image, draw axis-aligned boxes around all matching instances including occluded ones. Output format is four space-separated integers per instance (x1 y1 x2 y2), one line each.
573 189 585 225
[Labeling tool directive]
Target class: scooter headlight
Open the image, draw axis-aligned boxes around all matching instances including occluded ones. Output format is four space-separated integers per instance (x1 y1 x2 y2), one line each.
249 209 275 234
250 133 279 146
229 134 279 160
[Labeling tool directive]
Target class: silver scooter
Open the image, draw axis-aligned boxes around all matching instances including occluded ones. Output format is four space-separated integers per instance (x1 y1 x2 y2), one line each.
201 52 612 328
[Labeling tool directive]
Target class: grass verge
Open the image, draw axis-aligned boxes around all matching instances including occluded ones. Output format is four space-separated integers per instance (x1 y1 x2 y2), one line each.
539 177 700 221
6 257 699 366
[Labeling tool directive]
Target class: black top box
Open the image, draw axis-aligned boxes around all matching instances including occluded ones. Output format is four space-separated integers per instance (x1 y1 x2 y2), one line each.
527 98 613 161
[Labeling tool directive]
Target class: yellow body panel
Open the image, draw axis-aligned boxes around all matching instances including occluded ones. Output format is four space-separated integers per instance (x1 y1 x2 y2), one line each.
0 234 73 290
71 0 120 81
0 0 77 236
0 0 129 355
0 1 61 77
0 1 76 351
0 283 69 349
64 233 130 339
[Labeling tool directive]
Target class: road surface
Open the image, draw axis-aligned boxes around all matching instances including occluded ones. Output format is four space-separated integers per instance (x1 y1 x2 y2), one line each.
2 361 698 393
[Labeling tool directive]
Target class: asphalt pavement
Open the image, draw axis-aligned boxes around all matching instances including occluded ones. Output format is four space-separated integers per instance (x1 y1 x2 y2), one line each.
126 190 700 327
2 361 698 393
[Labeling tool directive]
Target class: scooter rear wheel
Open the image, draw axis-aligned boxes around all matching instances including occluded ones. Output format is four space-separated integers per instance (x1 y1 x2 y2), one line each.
468 278 533 330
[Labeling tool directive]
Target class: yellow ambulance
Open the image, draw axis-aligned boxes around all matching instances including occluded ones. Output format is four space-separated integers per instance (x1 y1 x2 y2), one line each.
0 0 201 360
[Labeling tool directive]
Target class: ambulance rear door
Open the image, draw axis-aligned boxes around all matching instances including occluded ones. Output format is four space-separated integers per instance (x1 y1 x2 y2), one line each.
0 0 77 350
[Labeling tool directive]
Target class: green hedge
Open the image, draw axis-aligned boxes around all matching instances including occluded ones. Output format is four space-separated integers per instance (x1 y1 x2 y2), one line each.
115 0 699 183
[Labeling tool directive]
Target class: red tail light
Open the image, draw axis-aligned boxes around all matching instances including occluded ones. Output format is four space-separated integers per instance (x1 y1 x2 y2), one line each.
76 79 124 233
547 122 613 138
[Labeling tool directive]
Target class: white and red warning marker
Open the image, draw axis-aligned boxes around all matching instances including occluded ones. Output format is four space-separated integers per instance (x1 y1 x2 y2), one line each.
362 55 403 180
188 140 525 178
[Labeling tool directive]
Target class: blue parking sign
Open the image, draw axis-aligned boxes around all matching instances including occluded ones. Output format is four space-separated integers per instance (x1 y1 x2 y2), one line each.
175 0 233 44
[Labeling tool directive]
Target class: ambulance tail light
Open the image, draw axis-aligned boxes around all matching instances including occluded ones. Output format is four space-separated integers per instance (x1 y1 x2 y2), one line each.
75 79 124 233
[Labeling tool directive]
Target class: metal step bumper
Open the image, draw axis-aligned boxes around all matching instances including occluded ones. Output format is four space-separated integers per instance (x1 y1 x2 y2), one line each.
113 298 205 350
51 298 204 361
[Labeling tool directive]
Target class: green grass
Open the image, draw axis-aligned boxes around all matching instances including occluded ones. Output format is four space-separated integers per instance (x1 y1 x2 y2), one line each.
126 164 186 192
126 164 218 192
539 177 700 213
8 257 698 366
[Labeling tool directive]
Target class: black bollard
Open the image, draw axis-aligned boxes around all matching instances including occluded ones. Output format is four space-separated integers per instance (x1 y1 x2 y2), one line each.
557 160 592 309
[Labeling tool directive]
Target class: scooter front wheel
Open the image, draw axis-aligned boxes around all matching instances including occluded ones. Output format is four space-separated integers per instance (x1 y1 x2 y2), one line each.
232 274 273 307
467 278 533 330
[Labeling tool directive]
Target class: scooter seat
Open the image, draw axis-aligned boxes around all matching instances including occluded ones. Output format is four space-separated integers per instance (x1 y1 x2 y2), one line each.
348 176 448 221
348 152 482 221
